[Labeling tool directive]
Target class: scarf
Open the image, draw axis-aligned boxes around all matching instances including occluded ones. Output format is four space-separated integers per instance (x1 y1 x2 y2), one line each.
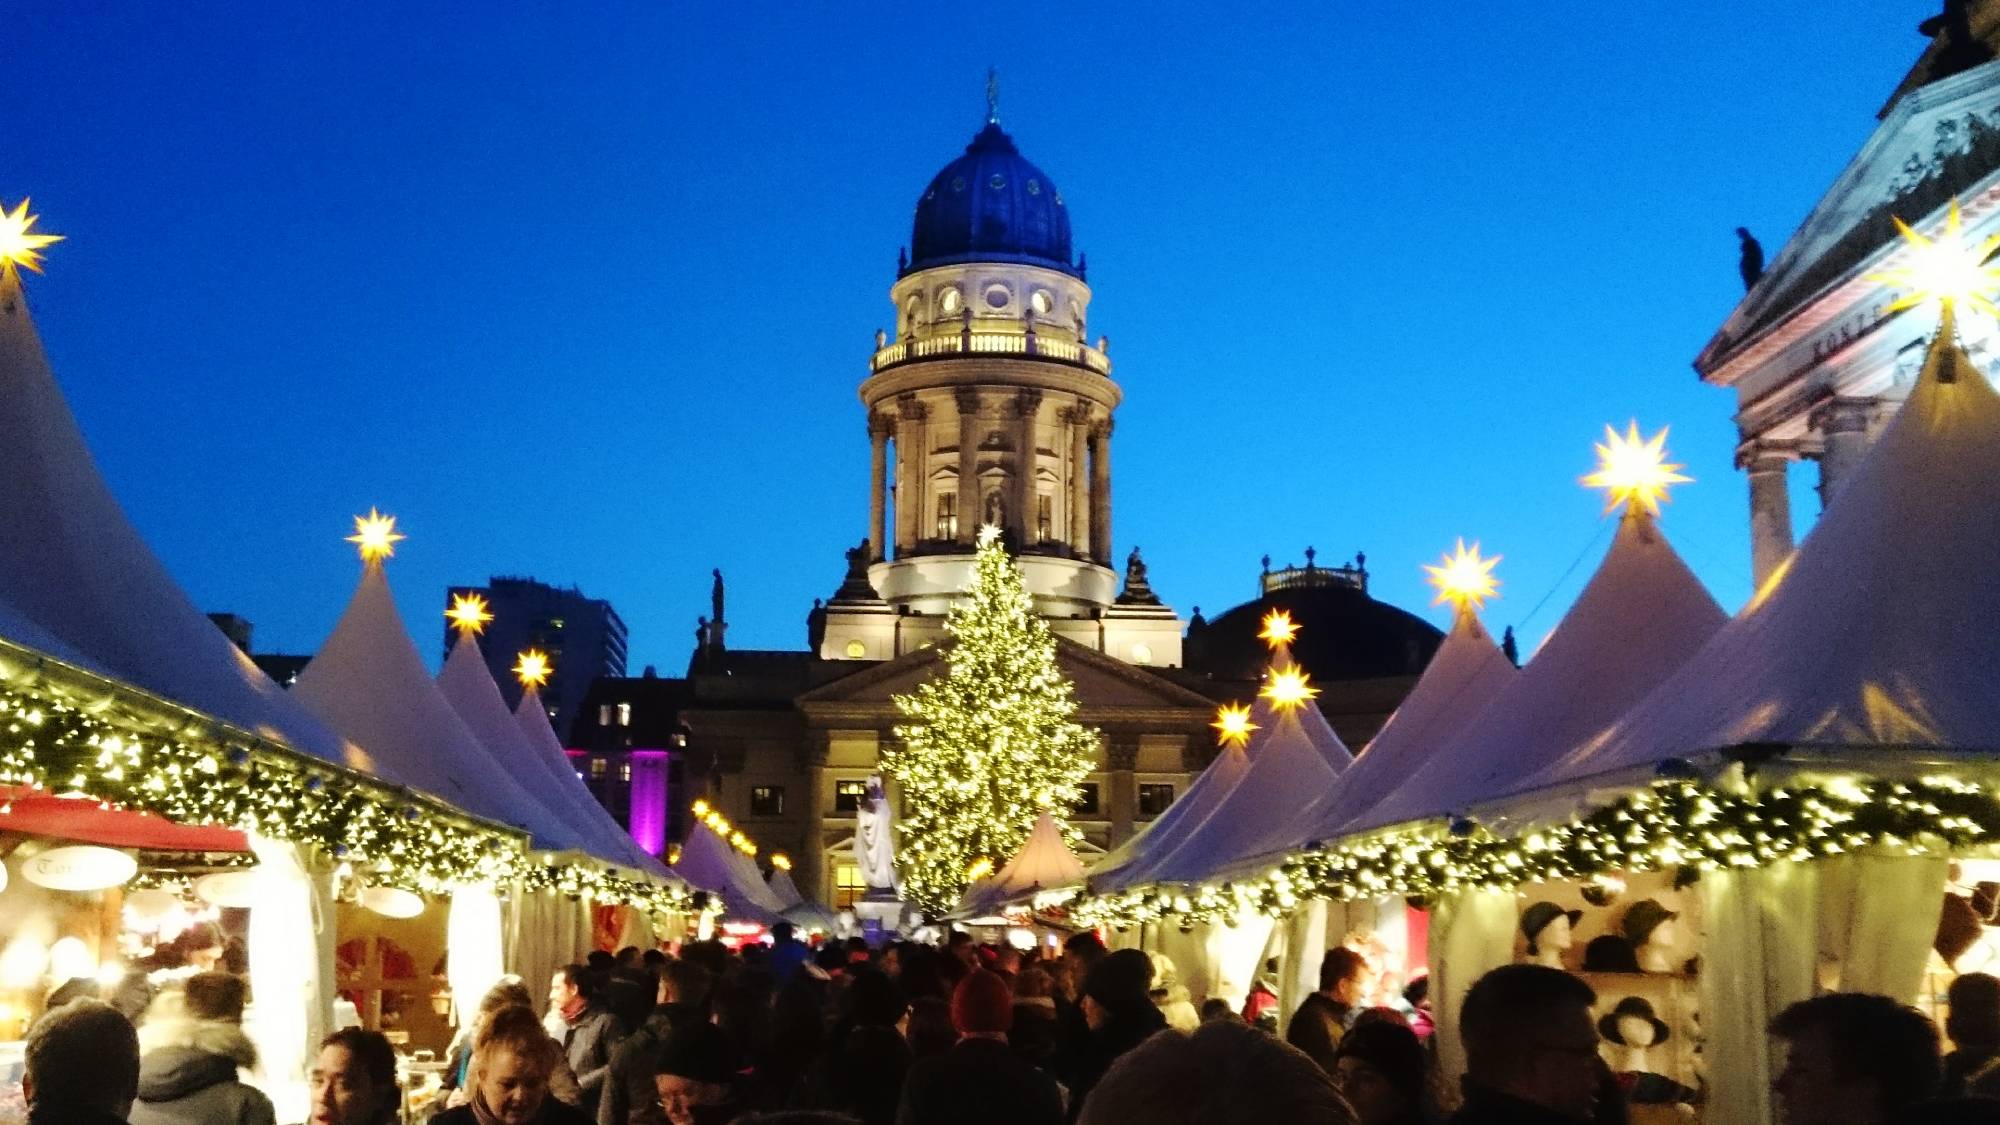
558 995 588 1025
468 1087 518 1125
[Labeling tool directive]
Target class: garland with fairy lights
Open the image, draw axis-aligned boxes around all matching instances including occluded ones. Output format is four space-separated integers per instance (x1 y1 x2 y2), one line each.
0 654 709 918
1073 776 2000 929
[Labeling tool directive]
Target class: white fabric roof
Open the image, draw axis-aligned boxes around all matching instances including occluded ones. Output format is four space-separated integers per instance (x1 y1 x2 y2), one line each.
1542 321 2000 783
768 868 806 909
1089 737 1250 892
671 817 788 923
1293 609 1517 845
0 274 363 770
509 685 670 874
292 563 584 847
1351 511 1725 834
958 810 1087 917
441 638 667 874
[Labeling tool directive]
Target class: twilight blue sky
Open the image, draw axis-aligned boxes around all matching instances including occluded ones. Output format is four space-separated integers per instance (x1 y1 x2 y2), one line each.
5 1 1938 670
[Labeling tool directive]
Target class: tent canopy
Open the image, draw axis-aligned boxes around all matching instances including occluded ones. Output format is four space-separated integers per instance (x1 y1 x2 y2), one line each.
958 810 1087 918
1545 315 2000 785
1349 508 1724 835
672 817 787 923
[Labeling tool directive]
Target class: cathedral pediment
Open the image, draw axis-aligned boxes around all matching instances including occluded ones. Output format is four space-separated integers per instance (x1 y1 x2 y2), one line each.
796 634 1214 721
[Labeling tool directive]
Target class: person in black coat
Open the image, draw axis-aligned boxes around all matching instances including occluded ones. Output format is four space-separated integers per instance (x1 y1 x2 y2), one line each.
21 999 141 1125
1064 949 1167 1123
1289 947 1367 1075
1447 966 1604 1125
897 969 1062 1125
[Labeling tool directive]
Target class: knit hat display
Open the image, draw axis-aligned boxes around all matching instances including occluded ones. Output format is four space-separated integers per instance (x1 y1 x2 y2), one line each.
951 969 1015 1034
1620 898 1677 945
1520 902 1583 952
1598 996 1671 1046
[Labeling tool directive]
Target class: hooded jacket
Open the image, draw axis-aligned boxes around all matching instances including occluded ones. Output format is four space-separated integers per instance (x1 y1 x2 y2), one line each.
127 1017 276 1125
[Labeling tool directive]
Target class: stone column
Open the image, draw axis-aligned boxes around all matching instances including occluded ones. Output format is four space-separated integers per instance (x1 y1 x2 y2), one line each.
867 412 890 561
1106 734 1139 849
1066 403 1092 557
956 387 982 545
895 395 927 551
1739 441 1795 588
803 731 833 906
1089 418 1114 562
1013 389 1043 545
1811 397 1877 508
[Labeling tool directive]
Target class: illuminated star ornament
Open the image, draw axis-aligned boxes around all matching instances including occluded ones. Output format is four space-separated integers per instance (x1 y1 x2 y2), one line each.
965 856 995 882
1425 539 1501 612
1869 198 2000 319
445 593 493 637
976 523 1003 548
346 508 406 562
1582 423 1690 516
1212 702 1258 748
513 649 552 689
0 199 63 277
1258 609 1299 648
1261 666 1319 710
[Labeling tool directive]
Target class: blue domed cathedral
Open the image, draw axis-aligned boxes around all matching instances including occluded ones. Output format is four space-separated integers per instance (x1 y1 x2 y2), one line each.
569 103 1446 910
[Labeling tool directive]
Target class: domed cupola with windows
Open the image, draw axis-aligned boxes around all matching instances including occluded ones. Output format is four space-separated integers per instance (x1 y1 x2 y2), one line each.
824 80 1184 671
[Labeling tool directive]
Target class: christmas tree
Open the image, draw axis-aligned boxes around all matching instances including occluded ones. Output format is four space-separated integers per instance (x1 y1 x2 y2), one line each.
884 526 1101 915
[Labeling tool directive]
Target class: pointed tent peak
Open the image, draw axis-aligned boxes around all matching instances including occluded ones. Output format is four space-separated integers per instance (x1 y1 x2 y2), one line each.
445 592 493 638
346 508 405 565
988 809 1087 891
0 198 63 278
1425 539 1502 618
1582 422 1690 518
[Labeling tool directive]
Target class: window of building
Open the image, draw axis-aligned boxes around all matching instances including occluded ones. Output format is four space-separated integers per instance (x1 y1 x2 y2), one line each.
598 704 612 726
589 757 608 780
833 861 867 910
935 492 957 540
845 639 867 659
1037 493 1052 541
619 761 632 783
751 786 785 816
1139 783 1175 817
834 779 868 813
617 702 632 727
1074 782 1100 816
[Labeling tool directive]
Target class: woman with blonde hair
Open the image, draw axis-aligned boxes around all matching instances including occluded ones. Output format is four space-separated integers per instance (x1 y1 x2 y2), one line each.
432 1005 592 1125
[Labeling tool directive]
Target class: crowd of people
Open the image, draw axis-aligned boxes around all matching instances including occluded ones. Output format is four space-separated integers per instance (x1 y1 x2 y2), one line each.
17 920 2000 1125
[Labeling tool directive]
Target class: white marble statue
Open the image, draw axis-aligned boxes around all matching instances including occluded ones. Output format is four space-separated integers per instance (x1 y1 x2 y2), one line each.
854 775 898 893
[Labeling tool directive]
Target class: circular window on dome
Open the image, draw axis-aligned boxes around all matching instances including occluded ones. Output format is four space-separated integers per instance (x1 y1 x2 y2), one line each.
952 176 966 193
1130 643 1154 665
845 639 867 659
1030 289 1052 315
1026 179 1041 195
984 285 1011 310
989 173 1006 190
940 288 962 315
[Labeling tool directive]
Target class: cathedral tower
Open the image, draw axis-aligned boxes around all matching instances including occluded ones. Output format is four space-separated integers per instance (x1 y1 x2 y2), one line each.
820 104 1184 666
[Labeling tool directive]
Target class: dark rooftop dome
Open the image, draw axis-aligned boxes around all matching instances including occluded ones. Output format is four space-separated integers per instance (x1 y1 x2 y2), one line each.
1187 584 1443 683
907 122 1077 276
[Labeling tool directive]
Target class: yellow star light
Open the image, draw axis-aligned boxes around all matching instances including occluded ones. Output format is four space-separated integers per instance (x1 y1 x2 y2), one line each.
445 593 493 637
770 853 792 872
965 856 995 882
1212 702 1258 748
0 199 63 277
1582 422 1690 516
513 649 552 689
976 524 1003 548
1869 199 2000 318
1258 609 1299 648
1261 666 1319 710
1425 539 1502 611
345 508 406 562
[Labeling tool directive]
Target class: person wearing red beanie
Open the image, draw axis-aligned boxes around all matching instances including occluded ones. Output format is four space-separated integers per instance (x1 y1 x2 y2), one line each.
896 971 1063 1125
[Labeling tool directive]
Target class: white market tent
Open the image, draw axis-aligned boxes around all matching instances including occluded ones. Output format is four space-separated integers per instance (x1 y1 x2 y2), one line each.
1543 313 2000 788
1131 643 1350 887
957 810 1087 919
768 866 842 932
292 560 587 850
672 815 789 923
1290 606 1517 849
1350 507 1725 835
0 270 365 772
440 634 669 874
1089 716 1253 892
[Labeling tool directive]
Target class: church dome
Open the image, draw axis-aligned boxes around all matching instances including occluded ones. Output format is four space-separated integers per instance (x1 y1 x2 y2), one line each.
908 122 1077 276
1186 584 1444 683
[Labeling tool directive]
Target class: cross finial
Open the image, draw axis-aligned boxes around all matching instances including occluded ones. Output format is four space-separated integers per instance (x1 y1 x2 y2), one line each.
986 67 1000 124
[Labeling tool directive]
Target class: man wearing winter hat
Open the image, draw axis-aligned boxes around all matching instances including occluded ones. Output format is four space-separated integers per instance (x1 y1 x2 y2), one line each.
896 969 1062 1125
653 1022 737 1125
1066 949 1167 1122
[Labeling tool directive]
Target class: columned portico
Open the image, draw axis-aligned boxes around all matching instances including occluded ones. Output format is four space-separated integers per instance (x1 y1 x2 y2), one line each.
1067 403 1092 556
1013 389 1042 545
955 388 982 544
1739 441 1798 587
1810 397 1881 506
867 412 890 561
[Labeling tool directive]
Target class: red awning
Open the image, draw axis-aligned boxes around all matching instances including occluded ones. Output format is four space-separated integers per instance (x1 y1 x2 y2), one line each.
0 787 249 852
